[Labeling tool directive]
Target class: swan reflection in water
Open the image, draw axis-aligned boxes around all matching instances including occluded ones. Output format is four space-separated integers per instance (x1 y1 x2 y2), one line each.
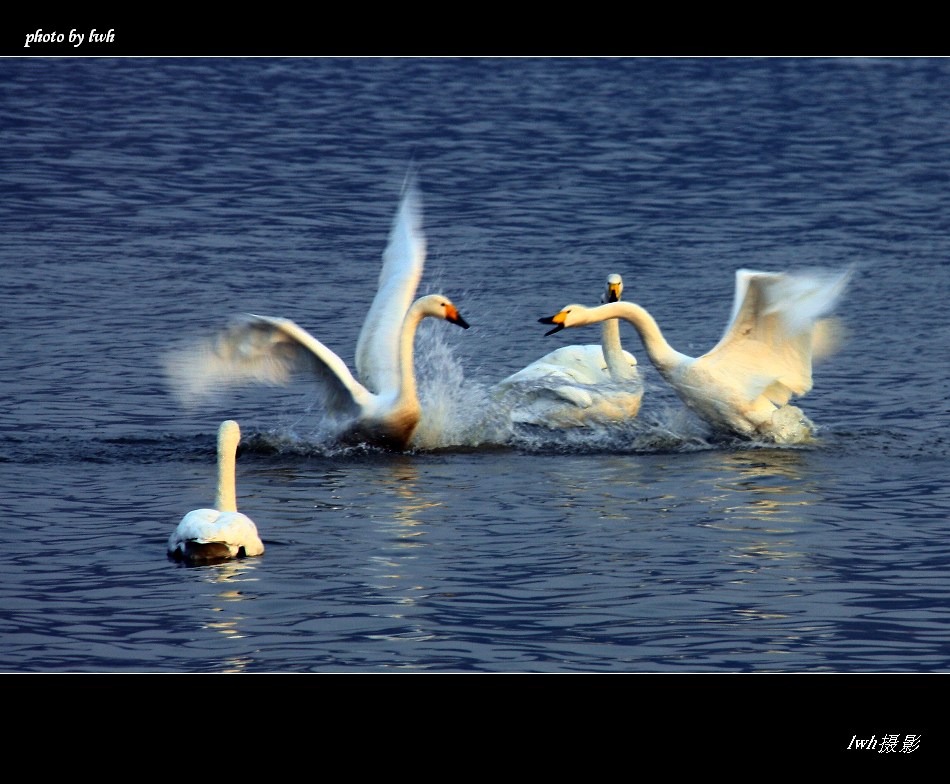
195 557 264 671
683 450 837 647
358 457 445 644
365 456 440 567
707 449 823 528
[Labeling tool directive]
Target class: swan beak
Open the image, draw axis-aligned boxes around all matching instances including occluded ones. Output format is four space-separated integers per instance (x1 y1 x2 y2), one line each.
607 282 621 303
445 305 470 329
539 312 566 336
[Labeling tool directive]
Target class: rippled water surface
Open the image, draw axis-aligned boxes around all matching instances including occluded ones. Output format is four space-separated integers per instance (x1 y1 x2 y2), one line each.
2 57 949 673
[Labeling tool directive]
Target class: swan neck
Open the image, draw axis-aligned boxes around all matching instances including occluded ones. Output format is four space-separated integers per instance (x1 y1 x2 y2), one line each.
599 302 681 372
214 431 238 513
396 300 426 405
600 316 627 377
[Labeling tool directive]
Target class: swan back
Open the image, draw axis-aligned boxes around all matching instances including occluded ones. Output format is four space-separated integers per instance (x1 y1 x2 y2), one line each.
355 183 426 396
168 419 264 563
503 273 632 388
497 274 642 427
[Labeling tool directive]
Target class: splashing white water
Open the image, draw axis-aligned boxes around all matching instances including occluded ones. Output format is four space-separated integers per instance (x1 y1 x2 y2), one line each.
411 321 510 449
224 321 818 456
407 324 724 453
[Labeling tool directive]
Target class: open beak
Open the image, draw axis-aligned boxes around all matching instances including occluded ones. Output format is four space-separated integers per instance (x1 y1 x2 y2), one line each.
538 313 565 336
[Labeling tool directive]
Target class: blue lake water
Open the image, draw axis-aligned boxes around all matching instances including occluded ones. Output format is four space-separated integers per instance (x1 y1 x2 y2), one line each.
1 57 949 676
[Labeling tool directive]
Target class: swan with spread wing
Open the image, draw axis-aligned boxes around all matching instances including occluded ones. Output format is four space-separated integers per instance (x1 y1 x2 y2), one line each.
164 185 470 451
539 268 851 443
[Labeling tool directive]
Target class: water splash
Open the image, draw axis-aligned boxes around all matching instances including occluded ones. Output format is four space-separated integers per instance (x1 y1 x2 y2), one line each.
499 403 716 454
767 405 817 445
407 325 728 453
163 322 835 458
411 321 510 449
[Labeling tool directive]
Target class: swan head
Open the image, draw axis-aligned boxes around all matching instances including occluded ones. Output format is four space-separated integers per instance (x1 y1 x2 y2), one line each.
417 294 470 329
217 419 242 459
538 304 594 336
602 273 623 304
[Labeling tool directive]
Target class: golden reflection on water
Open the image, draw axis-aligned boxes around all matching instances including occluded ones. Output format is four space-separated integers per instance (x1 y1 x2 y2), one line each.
366 456 444 540
362 457 443 638
690 449 827 623
194 557 263 670
387 458 441 529
691 449 829 643
703 448 819 529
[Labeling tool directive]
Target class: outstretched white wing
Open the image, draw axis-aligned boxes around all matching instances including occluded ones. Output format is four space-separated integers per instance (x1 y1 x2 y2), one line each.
164 314 371 417
354 181 426 395
705 268 851 404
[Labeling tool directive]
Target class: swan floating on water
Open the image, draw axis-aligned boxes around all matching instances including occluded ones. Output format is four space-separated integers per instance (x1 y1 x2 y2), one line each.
539 268 852 443
163 184 470 451
496 273 643 427
168 419 265 564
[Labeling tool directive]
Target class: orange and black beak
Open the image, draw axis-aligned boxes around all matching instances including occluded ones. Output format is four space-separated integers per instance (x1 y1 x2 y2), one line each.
607 281 621 303
445 304 470 329
538 312 566 336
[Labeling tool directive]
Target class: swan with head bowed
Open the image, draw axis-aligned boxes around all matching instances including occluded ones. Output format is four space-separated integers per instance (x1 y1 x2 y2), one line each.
168 419 265 564
495 273 643 427
539 267 852 443
164 183 470 451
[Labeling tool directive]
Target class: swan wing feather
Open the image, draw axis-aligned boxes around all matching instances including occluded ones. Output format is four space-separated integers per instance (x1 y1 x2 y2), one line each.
499 345 613 388
164 314 370 416
355 183 426 395
704 268 850 402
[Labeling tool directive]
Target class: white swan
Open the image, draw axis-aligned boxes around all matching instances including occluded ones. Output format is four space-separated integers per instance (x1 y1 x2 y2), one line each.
168 420 264 564
495 273 643 427
539 268 852 443
163 184 470 451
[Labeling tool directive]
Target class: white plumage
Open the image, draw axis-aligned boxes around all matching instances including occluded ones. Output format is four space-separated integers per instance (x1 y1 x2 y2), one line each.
163 184 469 451
168 420 264 564
539 268 851 443
496 273 643 427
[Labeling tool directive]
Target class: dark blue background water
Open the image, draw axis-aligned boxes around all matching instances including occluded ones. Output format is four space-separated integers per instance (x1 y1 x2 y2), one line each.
1 57 949 674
